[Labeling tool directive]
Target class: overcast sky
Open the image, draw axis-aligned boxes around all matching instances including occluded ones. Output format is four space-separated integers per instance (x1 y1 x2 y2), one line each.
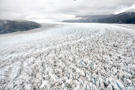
0 0 135 22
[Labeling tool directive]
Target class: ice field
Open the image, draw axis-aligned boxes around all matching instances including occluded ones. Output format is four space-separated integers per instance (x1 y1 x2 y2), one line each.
0 23 135 90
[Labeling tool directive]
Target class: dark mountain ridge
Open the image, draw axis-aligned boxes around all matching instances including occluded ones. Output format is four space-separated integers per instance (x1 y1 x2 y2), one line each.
63 12 135 24
0 20 41 34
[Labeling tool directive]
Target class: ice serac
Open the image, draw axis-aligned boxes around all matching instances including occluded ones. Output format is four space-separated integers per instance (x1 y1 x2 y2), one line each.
0 23 135 90
0 20 41 34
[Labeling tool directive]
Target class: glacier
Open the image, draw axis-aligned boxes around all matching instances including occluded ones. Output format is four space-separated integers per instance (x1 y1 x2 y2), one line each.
0 23 135 90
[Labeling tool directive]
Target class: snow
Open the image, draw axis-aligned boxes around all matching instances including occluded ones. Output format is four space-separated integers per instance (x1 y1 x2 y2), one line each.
0 23 135 90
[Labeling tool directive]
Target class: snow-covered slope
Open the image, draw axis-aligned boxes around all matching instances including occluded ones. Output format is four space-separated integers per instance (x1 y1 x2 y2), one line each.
0 23 135 90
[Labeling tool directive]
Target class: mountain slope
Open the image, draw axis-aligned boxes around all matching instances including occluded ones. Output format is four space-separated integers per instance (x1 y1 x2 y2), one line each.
0 20 41 34
64 12 135 24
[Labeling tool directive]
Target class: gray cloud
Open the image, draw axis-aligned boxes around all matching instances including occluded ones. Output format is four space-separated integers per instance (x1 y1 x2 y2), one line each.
0 0 135 22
